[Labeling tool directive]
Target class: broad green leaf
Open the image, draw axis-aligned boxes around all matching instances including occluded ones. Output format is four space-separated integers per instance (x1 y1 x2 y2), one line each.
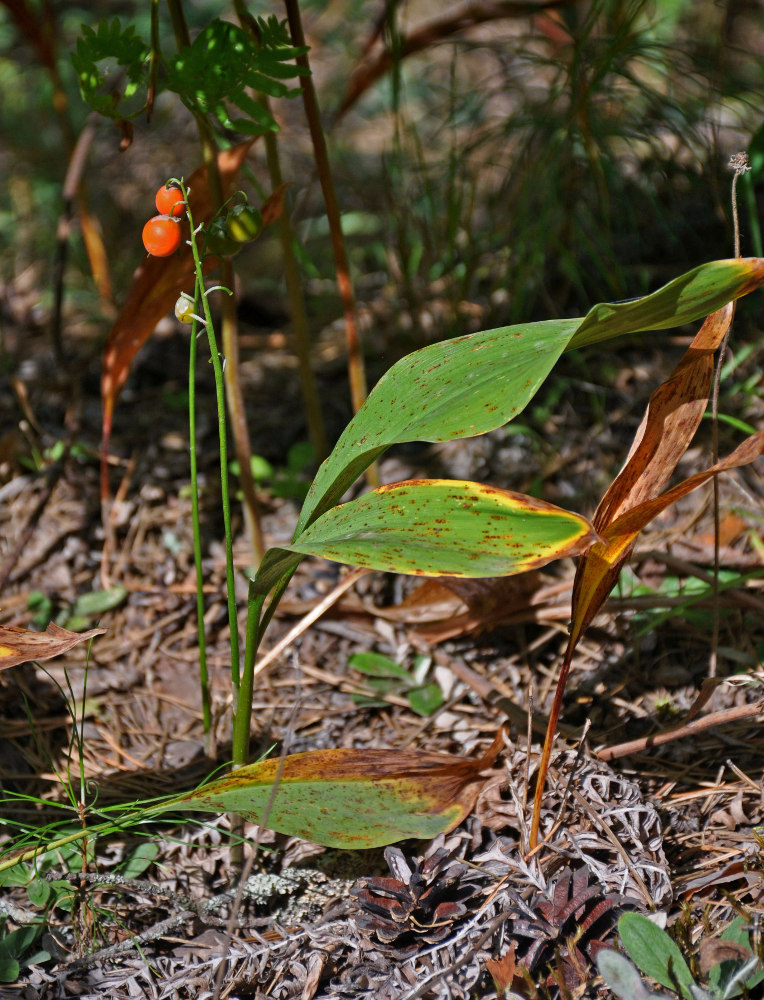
619 913 697 1000
252 480 596 595
596 949 672 1000
286 480 596 577
150 732 504 848
295 258 764 536
72 586 127 617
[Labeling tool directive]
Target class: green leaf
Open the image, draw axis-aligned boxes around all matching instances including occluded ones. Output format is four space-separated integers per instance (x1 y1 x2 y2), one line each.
596 949 674 999
72 587 127 618
25 878 51 908
284 480 596 577
71 18 148 119
294 258 764 537
407 683 444 716
349 652 412 681
619 913 697 1000
0 958 19 982
121 841 159 879
149 736 504 848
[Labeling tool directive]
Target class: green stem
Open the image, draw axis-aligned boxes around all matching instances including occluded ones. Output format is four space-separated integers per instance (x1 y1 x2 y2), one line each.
166 0 264 569
188 289 212 746
182 192 241 708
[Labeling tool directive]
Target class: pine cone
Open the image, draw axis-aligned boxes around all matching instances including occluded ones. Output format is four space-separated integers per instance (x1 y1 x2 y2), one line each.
501 866 640 989
351 843 484 957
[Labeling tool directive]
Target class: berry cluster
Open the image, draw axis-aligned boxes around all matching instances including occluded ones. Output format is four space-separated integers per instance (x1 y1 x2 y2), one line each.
142 183 185 257
141 180 265 261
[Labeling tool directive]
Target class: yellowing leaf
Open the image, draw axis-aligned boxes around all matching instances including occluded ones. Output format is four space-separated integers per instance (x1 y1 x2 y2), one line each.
151 729 506 848
0 623 105 671
254 480 597 594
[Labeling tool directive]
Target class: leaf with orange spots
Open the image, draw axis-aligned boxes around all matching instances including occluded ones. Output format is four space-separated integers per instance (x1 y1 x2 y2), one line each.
0 623 105 671
292 479 596 577
294 259 764 539
150 729 505 848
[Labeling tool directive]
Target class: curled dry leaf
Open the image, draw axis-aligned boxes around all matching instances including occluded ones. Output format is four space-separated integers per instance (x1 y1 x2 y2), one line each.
570 303 734 647
0 622 106 670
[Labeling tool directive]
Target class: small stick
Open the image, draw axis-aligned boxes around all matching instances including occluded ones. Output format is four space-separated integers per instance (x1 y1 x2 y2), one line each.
596 698 764 762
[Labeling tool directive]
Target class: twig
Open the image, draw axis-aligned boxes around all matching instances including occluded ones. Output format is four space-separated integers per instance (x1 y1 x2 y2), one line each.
596 698 764 762
283 0 370 474
64 910 196 971
252 566 369 678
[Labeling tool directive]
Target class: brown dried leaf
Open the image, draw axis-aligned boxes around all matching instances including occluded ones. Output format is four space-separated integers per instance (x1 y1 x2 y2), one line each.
569 304 734 646
699 938 752 976
0 622 105 670
485 943 517 992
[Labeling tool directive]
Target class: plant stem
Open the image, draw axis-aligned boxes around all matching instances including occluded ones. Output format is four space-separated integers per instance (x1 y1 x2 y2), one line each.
166 0 264 567
188 289 212 749
283 0 370 430
183 196 241 710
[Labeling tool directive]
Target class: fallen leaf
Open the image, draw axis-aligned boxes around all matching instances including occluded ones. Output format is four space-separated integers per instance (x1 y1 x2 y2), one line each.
699 938 752 976
151 728 506 848
485 942 517 992
0 622 105 670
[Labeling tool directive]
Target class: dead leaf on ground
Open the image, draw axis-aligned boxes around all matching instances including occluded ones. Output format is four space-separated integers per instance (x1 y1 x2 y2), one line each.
0 622 106 670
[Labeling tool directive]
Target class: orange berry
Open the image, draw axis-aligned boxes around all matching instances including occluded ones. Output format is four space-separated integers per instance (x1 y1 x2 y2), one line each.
155 183 185 218
142 215 182 257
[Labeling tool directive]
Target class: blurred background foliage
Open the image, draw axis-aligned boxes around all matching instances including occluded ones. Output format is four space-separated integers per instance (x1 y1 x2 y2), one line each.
0 0 762 411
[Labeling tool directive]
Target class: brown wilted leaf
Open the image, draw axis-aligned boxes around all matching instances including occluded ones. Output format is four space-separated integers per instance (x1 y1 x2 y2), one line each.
485 943 517 992
260 182 289 228
699 937 751 976
569 303 734 647
0 622 106 670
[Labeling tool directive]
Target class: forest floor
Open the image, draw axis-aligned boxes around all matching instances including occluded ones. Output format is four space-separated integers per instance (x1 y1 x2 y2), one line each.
1 242 764 1000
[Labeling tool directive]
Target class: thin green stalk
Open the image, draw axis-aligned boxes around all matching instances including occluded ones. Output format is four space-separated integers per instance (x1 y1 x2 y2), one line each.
230 568 295 767
166 0 264 568
181 188 242 706
233 582 267 766
188 288 212 745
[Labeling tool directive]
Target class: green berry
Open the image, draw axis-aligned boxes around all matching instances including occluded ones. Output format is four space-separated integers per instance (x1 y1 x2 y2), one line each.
225 204 263 243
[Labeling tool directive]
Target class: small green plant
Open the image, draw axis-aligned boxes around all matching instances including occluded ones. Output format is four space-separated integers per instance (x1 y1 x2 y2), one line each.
596 912 764 1000
349 651 443 717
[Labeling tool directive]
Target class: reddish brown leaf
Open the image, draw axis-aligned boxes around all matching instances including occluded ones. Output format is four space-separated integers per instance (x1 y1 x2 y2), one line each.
260 182 289 228
699 938 752 976
0 622 106 670
569 304 734 648
485 943 517 992
572 427 763 650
